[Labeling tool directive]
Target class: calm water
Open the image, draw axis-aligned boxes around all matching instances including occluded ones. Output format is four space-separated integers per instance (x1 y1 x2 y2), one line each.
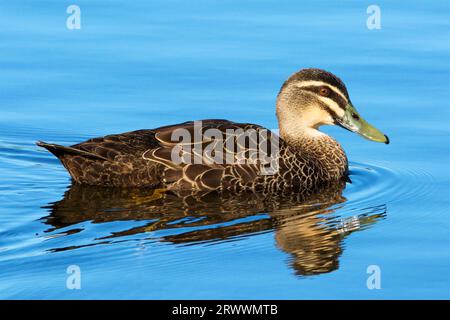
1 0 450 299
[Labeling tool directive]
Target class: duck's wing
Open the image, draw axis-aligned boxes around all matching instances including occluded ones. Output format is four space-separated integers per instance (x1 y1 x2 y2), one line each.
37 119 278 190
144 120 279 194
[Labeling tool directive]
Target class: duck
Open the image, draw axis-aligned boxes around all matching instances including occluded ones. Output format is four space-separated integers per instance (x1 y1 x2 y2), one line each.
37 68 389 195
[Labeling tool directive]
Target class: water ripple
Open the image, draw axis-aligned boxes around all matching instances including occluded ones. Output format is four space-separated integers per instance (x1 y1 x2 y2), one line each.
347 161 437 207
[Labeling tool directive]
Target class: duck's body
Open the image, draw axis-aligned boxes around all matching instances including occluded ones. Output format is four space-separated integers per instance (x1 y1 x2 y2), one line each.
38 119 346 195
38 69 388 195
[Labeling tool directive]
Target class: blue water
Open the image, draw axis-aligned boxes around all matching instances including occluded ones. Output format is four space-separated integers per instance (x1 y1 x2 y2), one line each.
1 0 450 299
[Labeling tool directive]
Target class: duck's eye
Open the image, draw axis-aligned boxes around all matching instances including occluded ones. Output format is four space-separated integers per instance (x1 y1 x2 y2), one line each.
352 113 360 120
319 87 330 96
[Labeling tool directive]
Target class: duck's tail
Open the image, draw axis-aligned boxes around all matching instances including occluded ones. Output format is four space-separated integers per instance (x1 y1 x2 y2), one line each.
36 141 108 161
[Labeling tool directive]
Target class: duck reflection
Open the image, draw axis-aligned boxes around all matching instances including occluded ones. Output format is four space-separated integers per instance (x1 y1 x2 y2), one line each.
43 182 386 276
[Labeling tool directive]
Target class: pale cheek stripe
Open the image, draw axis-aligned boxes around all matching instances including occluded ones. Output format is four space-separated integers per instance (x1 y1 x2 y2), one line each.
317 96 345 117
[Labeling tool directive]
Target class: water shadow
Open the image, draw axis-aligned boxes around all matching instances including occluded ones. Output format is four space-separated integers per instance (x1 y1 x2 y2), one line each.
42 182 386 276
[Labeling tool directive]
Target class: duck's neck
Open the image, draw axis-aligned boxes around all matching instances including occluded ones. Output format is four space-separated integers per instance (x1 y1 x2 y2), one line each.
279 123 348 181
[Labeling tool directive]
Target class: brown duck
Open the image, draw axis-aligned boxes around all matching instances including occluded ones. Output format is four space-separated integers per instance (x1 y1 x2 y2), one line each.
37 68 389 195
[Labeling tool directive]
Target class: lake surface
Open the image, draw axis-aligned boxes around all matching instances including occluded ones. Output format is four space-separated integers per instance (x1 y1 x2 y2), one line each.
0 0 449 299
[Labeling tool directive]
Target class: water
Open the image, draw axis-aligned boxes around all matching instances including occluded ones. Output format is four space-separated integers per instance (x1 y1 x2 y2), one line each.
0 0 449 299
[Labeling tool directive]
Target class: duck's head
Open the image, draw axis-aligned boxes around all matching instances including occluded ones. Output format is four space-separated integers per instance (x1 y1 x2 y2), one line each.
276 68 389 144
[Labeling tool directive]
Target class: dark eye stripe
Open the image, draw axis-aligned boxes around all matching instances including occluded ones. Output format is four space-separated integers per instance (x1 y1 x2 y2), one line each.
301 86 347 110
322 104 339 120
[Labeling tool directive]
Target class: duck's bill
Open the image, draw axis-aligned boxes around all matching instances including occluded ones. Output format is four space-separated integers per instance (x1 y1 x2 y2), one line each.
336 103 389 144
